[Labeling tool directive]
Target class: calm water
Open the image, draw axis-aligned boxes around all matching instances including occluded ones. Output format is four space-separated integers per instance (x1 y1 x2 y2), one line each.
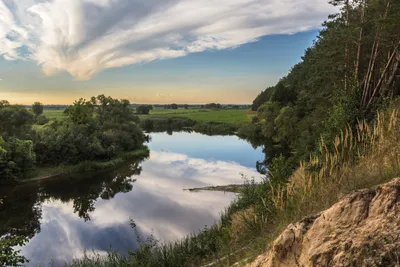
0 132 263 266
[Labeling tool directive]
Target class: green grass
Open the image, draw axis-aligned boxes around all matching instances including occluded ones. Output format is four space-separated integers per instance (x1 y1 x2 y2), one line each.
146 108 207 115
42 109 65 119
42 108 252 124
140 108 252 124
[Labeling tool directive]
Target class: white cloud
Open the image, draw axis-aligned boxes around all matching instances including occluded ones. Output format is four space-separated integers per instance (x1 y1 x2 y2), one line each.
0 0 336 80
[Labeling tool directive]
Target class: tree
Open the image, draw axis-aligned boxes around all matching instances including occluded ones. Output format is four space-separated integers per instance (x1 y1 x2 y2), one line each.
252 87 274 111
205 103 222 109
32 102 43 116
136 105 152 115
34 95 147 166
0 137 36 184
67 98 94 125
0 105 34 138
0 100 10 108
171 103 178 109
184 104 189 109
246 0 400 167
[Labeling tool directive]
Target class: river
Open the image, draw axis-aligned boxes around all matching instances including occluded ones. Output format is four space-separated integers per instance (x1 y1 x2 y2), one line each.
0 132 263 266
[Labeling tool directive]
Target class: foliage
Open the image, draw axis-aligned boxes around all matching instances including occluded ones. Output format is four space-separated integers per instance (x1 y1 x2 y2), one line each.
0 137 36 184
204 103 222 109
164 103 178 109
35 115 49 125
0 198 29 267
0 95 147 183
31 102 43 117
136 105 153 115
251 87 274 111
0 104 34 139
0 233 29 266
246 0 400 168
0 100 10 108
66 98 95 125
34 95 147 165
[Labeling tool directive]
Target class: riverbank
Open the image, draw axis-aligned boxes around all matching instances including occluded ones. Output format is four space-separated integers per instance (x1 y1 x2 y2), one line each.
136 108 253 135
140 116 242 135
22 147 150 183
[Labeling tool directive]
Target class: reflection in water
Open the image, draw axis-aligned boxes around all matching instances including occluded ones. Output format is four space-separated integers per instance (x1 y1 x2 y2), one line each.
0 132 263 267
39 159 144 221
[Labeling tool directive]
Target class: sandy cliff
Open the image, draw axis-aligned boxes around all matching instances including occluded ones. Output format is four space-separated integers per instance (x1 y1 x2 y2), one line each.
249 178 400 267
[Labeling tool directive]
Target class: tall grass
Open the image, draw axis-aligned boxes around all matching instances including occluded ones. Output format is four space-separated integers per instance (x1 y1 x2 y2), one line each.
271 109 400 222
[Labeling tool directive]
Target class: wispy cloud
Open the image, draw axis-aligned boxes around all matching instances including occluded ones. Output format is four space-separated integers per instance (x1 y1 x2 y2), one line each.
0 0 336 80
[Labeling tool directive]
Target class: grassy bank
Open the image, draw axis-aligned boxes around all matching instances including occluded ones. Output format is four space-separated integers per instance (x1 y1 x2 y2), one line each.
139 108 252 135
66 107 400 267
139 108 252 123
23 148 149 183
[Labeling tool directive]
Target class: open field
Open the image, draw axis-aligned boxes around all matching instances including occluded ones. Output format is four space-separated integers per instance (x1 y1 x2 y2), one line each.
42 107 254 124
140 108 253 124
43 109 65 119
147 108 207 115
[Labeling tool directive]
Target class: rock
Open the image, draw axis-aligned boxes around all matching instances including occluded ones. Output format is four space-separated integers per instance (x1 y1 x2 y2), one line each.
248 178 400 267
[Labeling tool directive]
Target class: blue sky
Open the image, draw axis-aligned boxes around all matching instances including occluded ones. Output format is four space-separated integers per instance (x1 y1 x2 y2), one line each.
0 0 336 104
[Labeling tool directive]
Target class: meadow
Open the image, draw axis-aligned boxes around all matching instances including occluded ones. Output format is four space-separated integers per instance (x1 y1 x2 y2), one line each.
42 109 65 119
138 107 253 124
42 107 254 124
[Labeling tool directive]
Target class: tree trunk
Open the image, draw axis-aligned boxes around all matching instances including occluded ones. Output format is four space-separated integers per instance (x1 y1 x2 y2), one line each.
385 53 400 93
362 37 379 106
366 45 399 109
344 0 350 91
355 1 365 81
361 0 391 108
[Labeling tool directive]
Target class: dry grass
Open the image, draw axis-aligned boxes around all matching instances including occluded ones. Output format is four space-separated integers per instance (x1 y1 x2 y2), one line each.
271 108 400 223
230 207 257 242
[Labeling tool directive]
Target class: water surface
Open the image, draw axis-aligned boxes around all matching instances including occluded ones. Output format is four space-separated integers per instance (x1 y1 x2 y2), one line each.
0 132 263 266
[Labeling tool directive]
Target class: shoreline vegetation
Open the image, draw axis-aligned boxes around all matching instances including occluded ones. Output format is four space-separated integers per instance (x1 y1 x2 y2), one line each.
22 147 149 184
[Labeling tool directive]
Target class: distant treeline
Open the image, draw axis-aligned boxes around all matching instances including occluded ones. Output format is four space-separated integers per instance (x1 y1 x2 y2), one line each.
24 104 68 110
134 103 251 109
25 103 251 110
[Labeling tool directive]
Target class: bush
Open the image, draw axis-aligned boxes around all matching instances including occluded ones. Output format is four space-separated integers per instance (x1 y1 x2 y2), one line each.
35 115 49 125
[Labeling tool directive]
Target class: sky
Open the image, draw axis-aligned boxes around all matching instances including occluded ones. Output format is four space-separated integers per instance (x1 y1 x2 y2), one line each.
0 0 337 105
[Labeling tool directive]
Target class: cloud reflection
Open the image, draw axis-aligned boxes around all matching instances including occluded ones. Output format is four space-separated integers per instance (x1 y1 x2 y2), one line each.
20 148 261 266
